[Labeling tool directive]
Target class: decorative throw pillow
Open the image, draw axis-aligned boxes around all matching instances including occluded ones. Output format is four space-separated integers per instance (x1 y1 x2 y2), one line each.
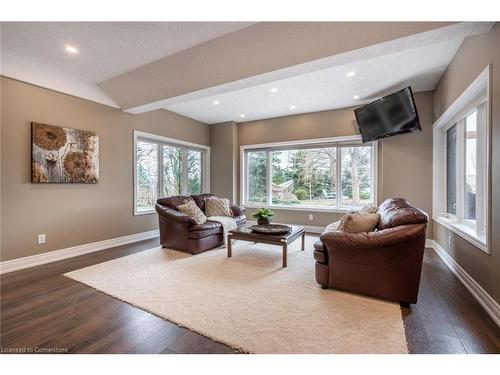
337 213 380 233
205 197 233 217
324 220 341 232
177 200 207 225
358 203 378 214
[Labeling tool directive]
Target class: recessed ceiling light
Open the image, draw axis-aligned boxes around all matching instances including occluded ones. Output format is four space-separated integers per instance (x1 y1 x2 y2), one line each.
353 95 360 100
213 100 220 106
290 105 296 110
240 114 246 118
346 71 356 77
270 87 278 93
65 45 79 55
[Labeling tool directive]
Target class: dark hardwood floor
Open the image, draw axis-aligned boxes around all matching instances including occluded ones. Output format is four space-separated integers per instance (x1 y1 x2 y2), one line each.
1 236 499 354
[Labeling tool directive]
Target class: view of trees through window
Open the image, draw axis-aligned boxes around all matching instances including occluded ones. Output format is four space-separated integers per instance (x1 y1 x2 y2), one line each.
136 138 205 212
162 145 182 197
246 144 373 208
188 150 202 195
136 141 159 210
247 151 267 204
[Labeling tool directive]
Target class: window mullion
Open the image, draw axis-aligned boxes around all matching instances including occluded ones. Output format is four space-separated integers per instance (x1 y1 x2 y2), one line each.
476 103 486 233
181 146 189 195
443 129 448 216
456 119 466 222
336 147 341 209
244 152 248 204
266 151 272 206
158 144 163 199
200 150 205 193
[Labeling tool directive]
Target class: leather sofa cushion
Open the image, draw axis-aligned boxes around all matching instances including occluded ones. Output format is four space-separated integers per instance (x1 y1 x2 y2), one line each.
189 227 222 239
157 195 193 210
188 215 246 239
189 222 222 231
378 198 428 230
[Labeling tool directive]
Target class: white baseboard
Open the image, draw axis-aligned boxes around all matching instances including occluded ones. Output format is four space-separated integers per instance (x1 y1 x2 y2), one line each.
0 230 159 275
246 220 324 234
427 239 500 327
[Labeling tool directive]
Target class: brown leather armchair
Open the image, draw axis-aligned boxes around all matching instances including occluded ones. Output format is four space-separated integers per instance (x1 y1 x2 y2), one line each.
155 193 246 254
314 198 428 304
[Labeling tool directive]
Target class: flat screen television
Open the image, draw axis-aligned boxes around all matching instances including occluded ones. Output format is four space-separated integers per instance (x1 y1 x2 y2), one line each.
354 86 421 143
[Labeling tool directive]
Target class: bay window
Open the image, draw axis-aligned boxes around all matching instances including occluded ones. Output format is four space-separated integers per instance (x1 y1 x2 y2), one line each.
242 137 376 211
134 131 209 215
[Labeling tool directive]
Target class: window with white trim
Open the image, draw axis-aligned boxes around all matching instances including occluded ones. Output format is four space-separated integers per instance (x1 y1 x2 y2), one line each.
442 97 488 234
134 131 209 215
241 137 377 211
433 66 491 253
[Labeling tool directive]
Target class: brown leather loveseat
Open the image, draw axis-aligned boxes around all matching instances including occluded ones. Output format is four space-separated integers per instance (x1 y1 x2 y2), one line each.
155 193 246 254
314 198 428 304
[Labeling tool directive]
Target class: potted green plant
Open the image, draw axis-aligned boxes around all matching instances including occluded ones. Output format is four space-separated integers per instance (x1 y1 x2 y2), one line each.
252 208 275 225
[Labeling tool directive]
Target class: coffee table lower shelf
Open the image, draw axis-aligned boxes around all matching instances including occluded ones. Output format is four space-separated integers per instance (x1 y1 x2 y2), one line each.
227 225 305 267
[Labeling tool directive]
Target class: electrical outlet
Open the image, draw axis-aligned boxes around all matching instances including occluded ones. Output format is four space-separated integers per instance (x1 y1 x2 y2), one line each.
448 235 452 247
308 214 314 221
37 233 46 244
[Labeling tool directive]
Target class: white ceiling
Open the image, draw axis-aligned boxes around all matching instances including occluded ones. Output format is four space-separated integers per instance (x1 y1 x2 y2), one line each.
155 22 493 123
0 22 255 106
0 22 494 120
165 39 461 123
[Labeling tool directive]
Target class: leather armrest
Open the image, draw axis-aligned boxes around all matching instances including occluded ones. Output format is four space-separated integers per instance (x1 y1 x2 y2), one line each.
230 204 245 217
190 222 222 231
155 204 197 226
320 224 426 251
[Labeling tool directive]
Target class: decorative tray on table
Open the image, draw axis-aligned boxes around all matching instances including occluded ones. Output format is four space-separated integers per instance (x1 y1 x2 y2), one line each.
249 224 292 235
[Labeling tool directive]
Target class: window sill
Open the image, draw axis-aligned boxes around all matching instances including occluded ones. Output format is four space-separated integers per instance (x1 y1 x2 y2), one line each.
434 216 489 254
134 209 156 216
243 204 352 214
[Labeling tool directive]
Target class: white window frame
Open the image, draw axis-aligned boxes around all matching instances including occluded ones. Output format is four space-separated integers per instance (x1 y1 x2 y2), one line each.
240 135 378 213
133 130 210 216
433 65 491 253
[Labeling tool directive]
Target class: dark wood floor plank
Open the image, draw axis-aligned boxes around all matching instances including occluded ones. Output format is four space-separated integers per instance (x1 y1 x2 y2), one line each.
1 238 499 354
422 250 500 353
38 291 151 352
1 291 114 347
1 278 91 322
402 252 467 354
127 324 186 354
75 311 172 354
165 330 238 354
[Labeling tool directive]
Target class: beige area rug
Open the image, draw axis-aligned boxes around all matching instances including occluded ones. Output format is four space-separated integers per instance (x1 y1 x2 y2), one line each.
65 237 408 354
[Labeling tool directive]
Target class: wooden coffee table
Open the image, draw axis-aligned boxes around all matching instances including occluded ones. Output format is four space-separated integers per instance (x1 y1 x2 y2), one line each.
227 225 305 267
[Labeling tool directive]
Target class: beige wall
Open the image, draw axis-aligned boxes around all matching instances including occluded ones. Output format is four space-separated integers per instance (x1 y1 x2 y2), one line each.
0 78 436 262
432 23 500 304
235 92 434 233
0 77 209 262
100 22 452 109
210 122 238 202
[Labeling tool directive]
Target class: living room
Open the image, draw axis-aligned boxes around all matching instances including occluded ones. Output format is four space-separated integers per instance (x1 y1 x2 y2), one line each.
1 1 499 372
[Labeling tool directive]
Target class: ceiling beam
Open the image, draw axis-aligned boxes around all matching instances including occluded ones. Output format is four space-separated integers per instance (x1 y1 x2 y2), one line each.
99 22 454 110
